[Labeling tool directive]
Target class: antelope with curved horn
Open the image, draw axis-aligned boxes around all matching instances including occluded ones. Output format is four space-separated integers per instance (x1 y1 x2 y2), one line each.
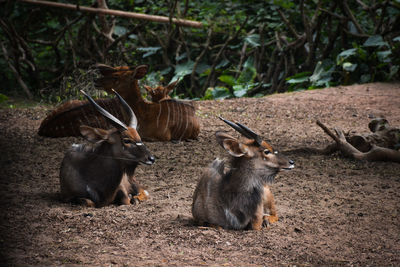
192 117 294 230
59 89 155 208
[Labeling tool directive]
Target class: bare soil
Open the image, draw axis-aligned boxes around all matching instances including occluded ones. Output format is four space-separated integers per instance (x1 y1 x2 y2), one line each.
0 83 399 266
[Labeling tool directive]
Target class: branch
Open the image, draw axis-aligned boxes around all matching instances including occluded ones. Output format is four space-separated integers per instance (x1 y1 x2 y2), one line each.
316 120 400 162
20 0 203 28
190 28 212 96
342 0 365 35
277 9 300 39
200 18 248 95
0 42 33 99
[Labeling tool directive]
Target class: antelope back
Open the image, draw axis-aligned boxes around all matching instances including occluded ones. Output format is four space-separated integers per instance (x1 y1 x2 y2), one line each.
138 99 200 141
38 98 128 137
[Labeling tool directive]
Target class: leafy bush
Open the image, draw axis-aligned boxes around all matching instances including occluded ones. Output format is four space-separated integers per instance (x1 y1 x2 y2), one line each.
0 0 399 101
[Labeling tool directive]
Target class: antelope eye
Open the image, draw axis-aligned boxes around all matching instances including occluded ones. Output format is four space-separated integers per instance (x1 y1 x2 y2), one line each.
263 149 270 155
123 139 132 144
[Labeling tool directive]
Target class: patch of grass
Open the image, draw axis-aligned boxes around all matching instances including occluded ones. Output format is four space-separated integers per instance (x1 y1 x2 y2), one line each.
0 95 51 109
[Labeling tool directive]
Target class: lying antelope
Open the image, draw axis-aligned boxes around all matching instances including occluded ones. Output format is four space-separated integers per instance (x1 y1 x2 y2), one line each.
59 89 155 208
144 80 178 102
38 64 200 142
95 65 200 141
37 64 148 138
192 117 294 230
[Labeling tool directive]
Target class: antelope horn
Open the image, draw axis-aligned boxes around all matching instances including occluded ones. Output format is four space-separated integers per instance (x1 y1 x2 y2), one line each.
111 89 138 129
80 90 128 131
218 116 262 146
236 122 262 145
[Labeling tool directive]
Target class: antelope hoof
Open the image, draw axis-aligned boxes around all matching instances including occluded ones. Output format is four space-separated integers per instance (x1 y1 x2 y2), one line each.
132 189 150 204
263 215 279 226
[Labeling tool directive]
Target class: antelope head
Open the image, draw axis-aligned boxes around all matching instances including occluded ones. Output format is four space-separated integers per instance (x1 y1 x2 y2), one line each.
218 117 294 175
94 64 148 98
80 89 155 165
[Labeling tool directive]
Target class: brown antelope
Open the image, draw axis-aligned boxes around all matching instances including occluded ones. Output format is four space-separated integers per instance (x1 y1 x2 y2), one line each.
95 65 200 141
192 117 294 230
39 64 200 142
143 80 178 102
37 64 147 138
59 89 155 208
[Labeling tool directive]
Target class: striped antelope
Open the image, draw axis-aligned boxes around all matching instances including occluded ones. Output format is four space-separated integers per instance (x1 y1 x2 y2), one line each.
38 64 200 142
37 65 147 138
192 117 294 230
95 64 200 141
60 89 154 208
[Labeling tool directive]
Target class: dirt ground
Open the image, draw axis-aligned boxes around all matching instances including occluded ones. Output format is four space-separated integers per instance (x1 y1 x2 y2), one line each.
0 83 399 266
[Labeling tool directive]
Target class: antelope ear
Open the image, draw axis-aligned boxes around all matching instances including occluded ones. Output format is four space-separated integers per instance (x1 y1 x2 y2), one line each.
216 132 251 157
132 65 148 79
80 125 114 143
96 64 117 76
166 80 178 91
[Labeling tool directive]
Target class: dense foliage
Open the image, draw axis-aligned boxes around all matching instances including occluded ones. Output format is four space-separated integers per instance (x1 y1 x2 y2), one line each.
1 0 399 101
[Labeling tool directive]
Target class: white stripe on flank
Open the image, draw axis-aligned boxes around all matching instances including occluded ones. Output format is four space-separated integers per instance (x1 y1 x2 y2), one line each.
156 102 162 129
178 105 189 140
164 101 170 134
173 101 181 139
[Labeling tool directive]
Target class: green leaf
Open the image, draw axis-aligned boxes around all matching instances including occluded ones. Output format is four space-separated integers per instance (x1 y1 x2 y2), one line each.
237 66 256 84
360 74 371 83
337 48 357 64
114 25 127 37
216 59 230 69
233 85 247 97
389 65 399 80
212 87 232 99
137 47 162 58
310 60 334 87
171 60 195 82
342 62 357 72
218 75 236 86
245 34 261 47
286 76 309 84
363 35 389 48
377 50 392 63
0 93 8 103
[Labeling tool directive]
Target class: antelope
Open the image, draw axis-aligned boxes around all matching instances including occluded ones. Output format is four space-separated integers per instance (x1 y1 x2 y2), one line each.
37 64 147 138
59 89 155 208
38 64 200 142
192 117 295 230
95 65 200 141
143 80 178 102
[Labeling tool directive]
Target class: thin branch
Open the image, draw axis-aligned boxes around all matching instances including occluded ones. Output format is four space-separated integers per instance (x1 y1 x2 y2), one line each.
1 42 33 99
190 28 213 96
277 9 300 39
20 0 203 28
342 0 365 35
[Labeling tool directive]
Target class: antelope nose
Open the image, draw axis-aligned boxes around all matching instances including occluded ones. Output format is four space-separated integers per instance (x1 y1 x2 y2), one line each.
148 155 155 164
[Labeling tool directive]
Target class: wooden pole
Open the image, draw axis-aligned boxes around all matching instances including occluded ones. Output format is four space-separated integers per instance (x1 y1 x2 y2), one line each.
20 0 203 28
